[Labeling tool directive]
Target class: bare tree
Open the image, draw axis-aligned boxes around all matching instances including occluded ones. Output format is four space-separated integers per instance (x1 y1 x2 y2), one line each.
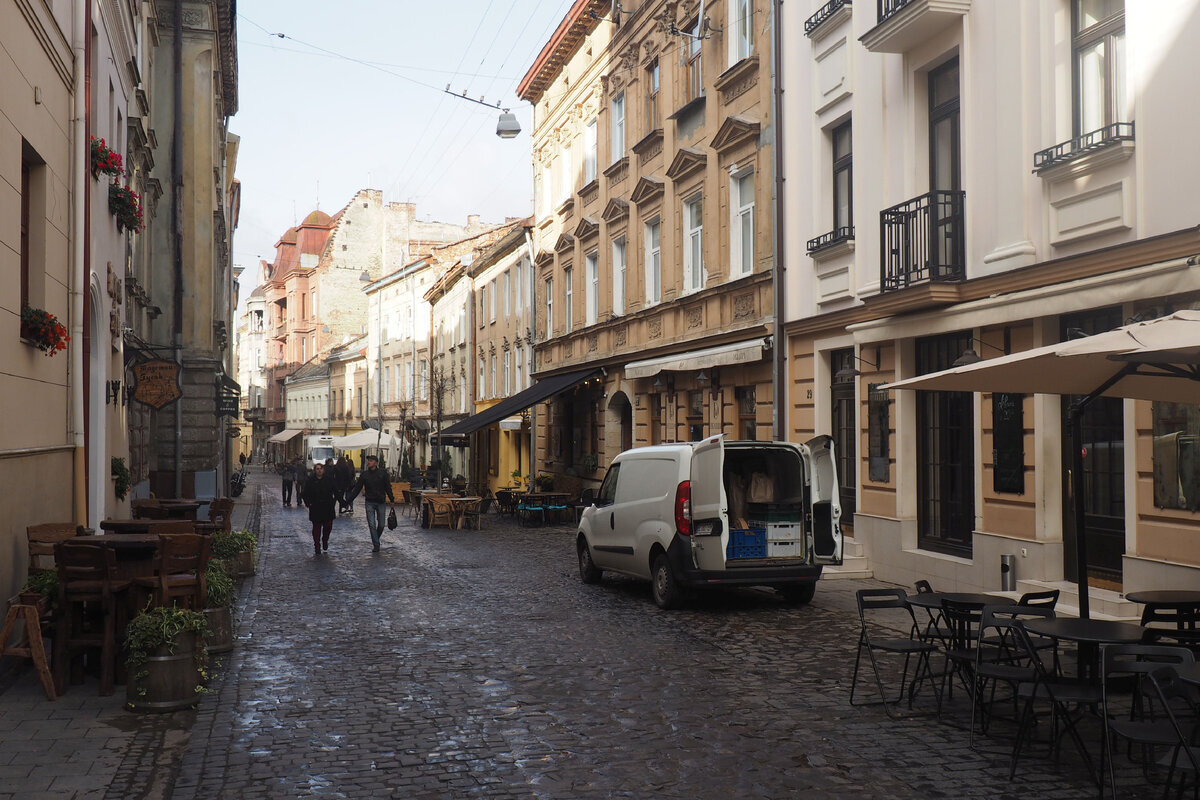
429 362 455 488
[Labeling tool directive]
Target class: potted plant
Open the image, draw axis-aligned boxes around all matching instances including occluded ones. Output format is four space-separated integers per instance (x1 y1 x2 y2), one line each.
125 605 209 713
211 528 257 577
581 453 599 473
203 559 236 654
19 305 70 356
90 136 123 179
112 456 132 501
19 570 58 611
108 182 144 233
535 472 555 491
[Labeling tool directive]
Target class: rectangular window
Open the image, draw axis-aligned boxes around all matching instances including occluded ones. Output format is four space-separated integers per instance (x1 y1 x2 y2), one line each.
646 60 660 130
730 0 753 63
489 279 497 322
479 358 486 399
737 386 757 441
545 277 554 338
479 289 486 328
611 92 625 162
1074 0 1126 135
563 267 573 331
384 366 391 403
539 164 551 215
502 271 511 317
645 218 661 304
649 393 662 445
1152 401 1200 511
584 118 597 183
731 171 754 276
687 390 705 441
515 347 524 390
832 120 853 232
612 237 626 316
585 251 598 326
868 383 889 482
558 147 573 202
685 20 703 102
503 350 511 396
419 361 428 401
20 142 47 311
490 353 497 398
683 195 704 292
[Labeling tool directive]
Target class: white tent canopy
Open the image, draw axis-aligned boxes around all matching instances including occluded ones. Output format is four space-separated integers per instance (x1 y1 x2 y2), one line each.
329 429 402 450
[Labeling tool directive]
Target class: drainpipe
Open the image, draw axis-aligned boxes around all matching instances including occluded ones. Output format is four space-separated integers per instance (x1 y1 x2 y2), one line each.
523 227 537 480
173 1 184 498
70 0 90 525
770 0 786 441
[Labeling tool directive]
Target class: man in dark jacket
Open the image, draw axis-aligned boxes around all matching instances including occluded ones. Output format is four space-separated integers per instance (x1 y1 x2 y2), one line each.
282 460 296 506
345 454 395 552
302 461 338 556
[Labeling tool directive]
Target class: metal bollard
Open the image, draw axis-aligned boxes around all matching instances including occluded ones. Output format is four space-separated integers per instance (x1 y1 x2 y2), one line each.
1000 553 1016 592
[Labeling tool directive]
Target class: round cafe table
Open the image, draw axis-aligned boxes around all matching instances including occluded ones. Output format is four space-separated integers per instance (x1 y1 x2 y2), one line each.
1175 662 1200 687
907 592 1015 611
1124 590 1200 629
1022 617 1146 681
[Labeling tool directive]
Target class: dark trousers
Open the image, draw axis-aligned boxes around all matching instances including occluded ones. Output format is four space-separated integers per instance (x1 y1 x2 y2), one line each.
311 519 332 551
282 479 293 504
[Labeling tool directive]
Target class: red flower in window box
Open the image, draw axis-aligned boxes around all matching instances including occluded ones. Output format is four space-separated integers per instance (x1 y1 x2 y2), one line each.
90 136 124 179
20 305 70 356
109 181 144 233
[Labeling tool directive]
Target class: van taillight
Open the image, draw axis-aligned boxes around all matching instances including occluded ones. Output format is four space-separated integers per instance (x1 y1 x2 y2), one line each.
674 481 692 536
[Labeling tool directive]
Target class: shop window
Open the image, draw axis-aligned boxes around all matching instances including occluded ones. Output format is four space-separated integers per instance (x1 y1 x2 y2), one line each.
737 386 756 440
1152 401 1200 511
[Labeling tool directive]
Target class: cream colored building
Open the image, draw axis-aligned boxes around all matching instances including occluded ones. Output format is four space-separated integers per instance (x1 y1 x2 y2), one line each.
781 0 1200 611
519 0 777 491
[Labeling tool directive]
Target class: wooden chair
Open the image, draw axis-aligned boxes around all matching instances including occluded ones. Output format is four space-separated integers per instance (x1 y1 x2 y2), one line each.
53 542 130 696
459 498 484 530
131 499 168 519
133 534 210 610
425 495 456 529
27 523 81 573
401 489 418 518
206 498 235 531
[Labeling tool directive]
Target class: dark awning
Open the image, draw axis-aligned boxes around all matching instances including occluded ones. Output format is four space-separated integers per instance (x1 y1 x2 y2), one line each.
440 367 601 436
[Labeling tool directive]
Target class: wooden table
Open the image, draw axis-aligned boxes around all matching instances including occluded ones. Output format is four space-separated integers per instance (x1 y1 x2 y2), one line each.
79 534 160 580
156 500 202 521
100 519 155 534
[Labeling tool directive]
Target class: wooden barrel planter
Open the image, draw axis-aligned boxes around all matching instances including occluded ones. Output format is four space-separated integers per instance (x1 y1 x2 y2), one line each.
204 606 233 654
232 550 255 577
126 632 203 713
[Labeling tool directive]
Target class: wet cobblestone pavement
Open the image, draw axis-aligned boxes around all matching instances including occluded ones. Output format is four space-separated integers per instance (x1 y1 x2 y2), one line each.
0 470 1168 798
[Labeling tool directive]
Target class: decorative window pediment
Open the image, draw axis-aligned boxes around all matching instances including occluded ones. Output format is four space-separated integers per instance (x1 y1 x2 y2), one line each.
667 147 707 182
534 249 555 269
711 115 760 154
602 197 630 223
630 175 664 204
574 216 600 240
554 233 576 254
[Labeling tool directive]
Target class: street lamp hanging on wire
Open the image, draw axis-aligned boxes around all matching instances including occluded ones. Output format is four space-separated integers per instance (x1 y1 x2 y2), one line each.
444 85 520 139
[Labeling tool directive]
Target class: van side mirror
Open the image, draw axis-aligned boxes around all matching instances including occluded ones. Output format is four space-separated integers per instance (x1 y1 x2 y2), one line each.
581 488 595 506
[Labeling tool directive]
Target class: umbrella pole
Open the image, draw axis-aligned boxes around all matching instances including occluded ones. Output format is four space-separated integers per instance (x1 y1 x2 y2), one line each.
1068 364 1135 620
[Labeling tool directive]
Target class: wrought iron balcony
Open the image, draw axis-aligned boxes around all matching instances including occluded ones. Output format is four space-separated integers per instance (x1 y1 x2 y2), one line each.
806 227 855 255
805 0 851 36
1033 122 1134 173
880 190 965 293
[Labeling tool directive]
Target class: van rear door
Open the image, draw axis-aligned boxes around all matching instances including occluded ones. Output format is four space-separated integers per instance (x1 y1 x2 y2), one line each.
689 435 728 571
803 435 843 565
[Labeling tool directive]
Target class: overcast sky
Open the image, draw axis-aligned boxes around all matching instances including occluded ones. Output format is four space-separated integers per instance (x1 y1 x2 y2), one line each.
231 0 574 302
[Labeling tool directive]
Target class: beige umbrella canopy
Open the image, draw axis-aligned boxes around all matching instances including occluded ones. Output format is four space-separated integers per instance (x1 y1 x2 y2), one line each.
884 310 1200 404
882 309 1200 617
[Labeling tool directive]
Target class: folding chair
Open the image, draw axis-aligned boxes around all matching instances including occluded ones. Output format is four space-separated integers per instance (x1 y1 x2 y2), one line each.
1099 644 1196 798
850 588 941 718
970 605 1054 746
1018 589 1060 609
939 599 985 706
1141 666 1200 797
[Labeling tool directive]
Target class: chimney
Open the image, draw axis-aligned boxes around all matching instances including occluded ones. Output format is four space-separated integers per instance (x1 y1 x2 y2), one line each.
467 214 481 230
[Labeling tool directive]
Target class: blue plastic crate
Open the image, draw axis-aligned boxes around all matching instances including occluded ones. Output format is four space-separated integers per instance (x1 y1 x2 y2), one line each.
727 527 767 559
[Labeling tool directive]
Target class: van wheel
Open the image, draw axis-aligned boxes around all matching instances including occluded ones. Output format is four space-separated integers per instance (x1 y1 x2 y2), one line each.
779 583 816 606
652 554 684 610
578 538 602 584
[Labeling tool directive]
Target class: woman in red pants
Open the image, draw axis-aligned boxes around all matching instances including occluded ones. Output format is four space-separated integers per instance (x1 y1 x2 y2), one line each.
301 462 338 556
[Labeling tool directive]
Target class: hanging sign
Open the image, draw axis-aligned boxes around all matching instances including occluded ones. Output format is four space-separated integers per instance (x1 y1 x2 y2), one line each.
132 359 182 409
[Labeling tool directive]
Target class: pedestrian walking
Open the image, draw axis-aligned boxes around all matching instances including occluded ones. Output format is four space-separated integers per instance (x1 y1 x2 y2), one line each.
333 455 350 513
282 459 296 506
293 458 309 508
302 461 338 556
341 455 357 513
345 454 395 552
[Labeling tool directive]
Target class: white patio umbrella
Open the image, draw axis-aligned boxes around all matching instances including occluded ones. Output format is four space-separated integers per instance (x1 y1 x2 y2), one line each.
330 429 403 450
883 310 1200 617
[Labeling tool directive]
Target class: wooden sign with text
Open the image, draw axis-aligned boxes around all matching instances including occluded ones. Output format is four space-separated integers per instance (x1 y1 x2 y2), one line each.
132 359 182 409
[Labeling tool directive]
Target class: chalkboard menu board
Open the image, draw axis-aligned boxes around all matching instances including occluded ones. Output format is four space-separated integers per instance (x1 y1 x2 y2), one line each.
992 392 1024 493
868 383 889 482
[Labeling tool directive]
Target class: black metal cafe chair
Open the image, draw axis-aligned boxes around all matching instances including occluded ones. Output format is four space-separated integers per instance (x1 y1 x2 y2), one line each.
851 588 941 719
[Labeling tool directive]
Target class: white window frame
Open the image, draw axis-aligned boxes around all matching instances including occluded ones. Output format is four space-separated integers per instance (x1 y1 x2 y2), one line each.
545 277 554 338
489 279 497 322
502 271 511 317
683 195 705 293
729 0 753 64
563 267 573 331
612 237 626 317
585 251 598 326
503 350 511 395
645 218 661 305
515 346 524 390
558 147 573 203
584 118 597 183
611 92 625 163
490 353 497 398
731 169 755 277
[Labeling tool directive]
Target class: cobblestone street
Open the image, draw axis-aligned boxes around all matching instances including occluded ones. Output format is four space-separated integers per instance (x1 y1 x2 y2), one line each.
0 471 1164 798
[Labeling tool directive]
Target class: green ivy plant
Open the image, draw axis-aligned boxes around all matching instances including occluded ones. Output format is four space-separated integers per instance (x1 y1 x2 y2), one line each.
112 456 132 501
210 528 257 559
21 570 59 610
204 559 236 609
124 605 209 678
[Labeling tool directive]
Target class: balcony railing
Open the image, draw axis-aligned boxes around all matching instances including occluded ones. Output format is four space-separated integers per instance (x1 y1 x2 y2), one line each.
806 226 855 254
877 0 913 24
805 0 851 35
880 190 965 293
1033 122 1134 173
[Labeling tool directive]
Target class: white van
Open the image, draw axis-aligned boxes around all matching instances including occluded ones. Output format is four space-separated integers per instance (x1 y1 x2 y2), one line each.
305 435 335 471
576 435 843 609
